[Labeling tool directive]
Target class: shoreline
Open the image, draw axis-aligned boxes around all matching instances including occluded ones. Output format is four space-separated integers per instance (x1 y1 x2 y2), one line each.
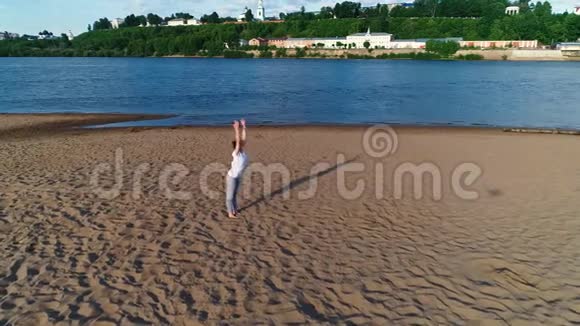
1 113 580 138
0 113 172 139
3 53 580 62
165 54 580 62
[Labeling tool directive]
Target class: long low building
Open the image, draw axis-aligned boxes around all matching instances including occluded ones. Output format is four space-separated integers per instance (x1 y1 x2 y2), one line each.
286 37 351 49
286 29 392 49
556 42 580 51
459 40 538 48
166 18 201 26
246 33 538 50
390 38 463 49
390 40 426 49
250 29 393 49
556 42 580 56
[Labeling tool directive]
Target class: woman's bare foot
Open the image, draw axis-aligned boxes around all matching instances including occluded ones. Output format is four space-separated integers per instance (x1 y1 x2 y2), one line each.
228 212 238 219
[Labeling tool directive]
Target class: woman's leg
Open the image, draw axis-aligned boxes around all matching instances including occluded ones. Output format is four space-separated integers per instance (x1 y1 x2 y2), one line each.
232 177 240 212
226 176 236 215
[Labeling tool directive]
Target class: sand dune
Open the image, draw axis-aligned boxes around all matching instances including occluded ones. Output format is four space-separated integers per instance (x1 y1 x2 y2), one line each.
1 115 579 325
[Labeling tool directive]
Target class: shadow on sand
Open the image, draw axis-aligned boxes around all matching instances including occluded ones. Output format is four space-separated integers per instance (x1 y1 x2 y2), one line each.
240 156 359 211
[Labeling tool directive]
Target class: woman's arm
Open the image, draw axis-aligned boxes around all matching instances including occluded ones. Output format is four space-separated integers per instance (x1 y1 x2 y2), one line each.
241 119 247 144
233 120 241 154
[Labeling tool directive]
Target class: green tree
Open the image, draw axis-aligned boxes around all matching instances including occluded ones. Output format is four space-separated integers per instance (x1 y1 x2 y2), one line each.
275 48 287 57
564 14 580 41
426 40 460 57
334 1 362 18
245 9 255 22
59 34 71 48
93 18 112 30
320 6 334 19
174 12 193 19
363 41 371 49
39 30 53 37
259 50 273 58
6 3 580 58
201 12 221 24
414 0 438 17
123 14 145 27
147 13 163 26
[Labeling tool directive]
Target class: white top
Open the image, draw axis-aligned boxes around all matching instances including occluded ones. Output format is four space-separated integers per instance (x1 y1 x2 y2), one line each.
228 150 248 178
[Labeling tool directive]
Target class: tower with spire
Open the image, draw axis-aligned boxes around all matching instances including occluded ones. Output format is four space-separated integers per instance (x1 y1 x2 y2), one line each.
257 0 265 21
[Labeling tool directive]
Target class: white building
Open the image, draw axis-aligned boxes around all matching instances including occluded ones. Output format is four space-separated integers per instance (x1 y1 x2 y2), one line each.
186 18 201 25
556 42 580 51
167 18 185 26
390 39 426 49
110 18 124 29
238 0 265 22
166 18 201 26
310 37 349 48
575 6 580 15
257 0 265 21
166 17 201 26
281 30 393 49
346 29 393 49
67 30 74 40
505 6 520 15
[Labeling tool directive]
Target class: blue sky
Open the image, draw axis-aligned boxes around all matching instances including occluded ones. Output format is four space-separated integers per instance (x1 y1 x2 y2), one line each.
0 0 577 35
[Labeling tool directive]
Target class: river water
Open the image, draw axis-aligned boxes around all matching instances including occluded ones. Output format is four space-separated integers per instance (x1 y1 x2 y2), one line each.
1 57 579 129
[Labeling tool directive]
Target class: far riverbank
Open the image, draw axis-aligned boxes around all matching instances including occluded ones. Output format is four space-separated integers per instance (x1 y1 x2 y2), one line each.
166 48 580 62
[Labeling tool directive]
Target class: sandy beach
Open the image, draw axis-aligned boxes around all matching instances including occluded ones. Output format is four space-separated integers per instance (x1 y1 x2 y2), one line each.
1 114 580 325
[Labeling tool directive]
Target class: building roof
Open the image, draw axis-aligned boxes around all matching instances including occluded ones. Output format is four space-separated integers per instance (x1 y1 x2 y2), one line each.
349 32 391 36
349 28 391 37
310 37 347 40
392 39 424 43
286 37 347 41
415 37 463 42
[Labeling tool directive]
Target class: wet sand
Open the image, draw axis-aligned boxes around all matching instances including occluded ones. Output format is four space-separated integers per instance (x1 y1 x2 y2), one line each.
0 115 579 325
